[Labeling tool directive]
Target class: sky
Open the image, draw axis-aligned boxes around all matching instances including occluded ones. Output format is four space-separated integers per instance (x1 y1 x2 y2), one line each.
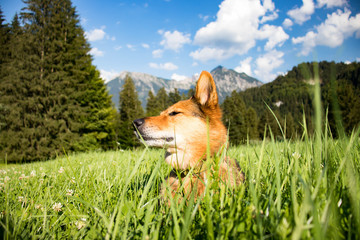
2 0 360 83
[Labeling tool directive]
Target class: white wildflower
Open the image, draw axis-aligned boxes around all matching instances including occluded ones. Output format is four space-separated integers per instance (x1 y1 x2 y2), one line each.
58 167 64 174
30 170 36 177
18 196 24 202
75 218 87 229
52 202 63 212
66 189 74 196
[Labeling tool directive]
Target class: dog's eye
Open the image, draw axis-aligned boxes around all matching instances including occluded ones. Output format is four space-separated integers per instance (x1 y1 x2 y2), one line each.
169 111 181 116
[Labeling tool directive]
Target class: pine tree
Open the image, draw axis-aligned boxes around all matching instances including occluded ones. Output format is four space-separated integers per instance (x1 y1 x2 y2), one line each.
156 87 169 110
284 112 296 139
0 7 10 69
168 88 181 105
0 0 116 162
118 75 144 148
146 90 159 116
245 107 259 140
222 91 247 144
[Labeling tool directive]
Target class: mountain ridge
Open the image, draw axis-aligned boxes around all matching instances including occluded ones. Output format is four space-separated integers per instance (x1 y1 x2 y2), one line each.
106 66 262 109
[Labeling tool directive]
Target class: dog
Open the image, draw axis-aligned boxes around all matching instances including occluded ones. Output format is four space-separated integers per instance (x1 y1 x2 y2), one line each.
133 71 244 200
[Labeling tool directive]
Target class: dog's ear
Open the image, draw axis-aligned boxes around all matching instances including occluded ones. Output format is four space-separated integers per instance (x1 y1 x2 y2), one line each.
195 71 218 108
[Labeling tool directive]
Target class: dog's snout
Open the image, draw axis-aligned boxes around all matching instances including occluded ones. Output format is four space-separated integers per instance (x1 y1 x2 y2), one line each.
133 118 145 128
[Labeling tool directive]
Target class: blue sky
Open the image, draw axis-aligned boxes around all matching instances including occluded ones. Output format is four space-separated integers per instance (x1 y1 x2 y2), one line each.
2 0 360 83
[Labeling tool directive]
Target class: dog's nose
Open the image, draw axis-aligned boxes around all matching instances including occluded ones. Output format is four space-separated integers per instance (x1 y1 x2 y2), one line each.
133 118 144 128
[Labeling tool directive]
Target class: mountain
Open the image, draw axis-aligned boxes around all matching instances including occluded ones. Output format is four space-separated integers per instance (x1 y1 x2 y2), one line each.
106 66 262 109
210 66 262 103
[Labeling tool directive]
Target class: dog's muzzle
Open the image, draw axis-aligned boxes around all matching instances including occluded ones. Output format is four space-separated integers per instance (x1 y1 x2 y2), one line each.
132 118 174 143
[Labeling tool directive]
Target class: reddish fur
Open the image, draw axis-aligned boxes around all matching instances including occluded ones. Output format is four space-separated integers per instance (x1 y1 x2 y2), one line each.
134 71 244 202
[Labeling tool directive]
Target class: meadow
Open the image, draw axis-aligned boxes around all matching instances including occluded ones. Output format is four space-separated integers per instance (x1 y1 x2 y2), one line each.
0 129 359 239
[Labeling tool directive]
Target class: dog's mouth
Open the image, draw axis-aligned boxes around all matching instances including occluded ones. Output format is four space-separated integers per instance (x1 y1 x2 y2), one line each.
142 136 174 142
133 128 174 144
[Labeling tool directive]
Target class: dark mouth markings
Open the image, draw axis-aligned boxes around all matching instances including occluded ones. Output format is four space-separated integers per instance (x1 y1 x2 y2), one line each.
142 136 174 142
134 131 174 143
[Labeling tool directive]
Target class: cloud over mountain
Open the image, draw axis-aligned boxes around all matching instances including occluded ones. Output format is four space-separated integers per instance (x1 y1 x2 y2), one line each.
190 0 288 62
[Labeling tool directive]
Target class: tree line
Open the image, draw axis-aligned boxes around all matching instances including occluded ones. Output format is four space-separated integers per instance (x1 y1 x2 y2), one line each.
0 1 118 162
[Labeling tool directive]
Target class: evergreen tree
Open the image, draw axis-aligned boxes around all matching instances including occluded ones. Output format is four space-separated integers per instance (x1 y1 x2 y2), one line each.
146 90 159 116
0 7 10 69
168 88 181 105
284 112 296 139
156 87 169 110
222 91 247 144
245 107 259 140
0 0 116 162
118 75 144 148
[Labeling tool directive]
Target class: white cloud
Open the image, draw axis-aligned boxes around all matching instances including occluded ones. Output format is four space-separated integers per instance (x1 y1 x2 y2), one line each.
190 0 287 62
235 57 253 76
292 9 360 56
287 0 315 25
282 18 293 29
85 26 106 41
190 47 231 62
344 60 351 64
159 30 191 51
192 62 199 67
126 44 136 51
317 0 347 8
257 24 289 51
254 50 284 82
149 62 178 70
89 48 104 57
260 11 279 24
114 45 122 51
152 49 163 58
357 57 360 62
142 43 150 49
100 69 120 83
260 0 278 23
199 14 210 21
171 73 189 81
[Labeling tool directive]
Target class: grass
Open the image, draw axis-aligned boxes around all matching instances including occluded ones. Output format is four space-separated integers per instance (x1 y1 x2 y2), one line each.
1 64 359 239
0 132 359 239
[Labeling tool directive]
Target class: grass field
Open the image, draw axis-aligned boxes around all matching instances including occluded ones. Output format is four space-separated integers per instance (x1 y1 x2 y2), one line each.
0 130 359 239
1 74 360 239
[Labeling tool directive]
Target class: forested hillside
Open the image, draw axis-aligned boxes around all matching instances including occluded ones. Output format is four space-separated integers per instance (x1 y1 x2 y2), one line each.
222 61 360 144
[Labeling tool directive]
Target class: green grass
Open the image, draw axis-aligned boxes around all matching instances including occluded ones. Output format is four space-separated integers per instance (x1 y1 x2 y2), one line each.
1 66 359 239
0 133 359 239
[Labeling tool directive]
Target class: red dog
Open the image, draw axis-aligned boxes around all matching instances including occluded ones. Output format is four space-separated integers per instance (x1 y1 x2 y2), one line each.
133 71 244 199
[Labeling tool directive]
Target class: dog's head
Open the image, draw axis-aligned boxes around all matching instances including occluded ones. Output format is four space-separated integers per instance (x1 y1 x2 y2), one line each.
133 71 227 169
